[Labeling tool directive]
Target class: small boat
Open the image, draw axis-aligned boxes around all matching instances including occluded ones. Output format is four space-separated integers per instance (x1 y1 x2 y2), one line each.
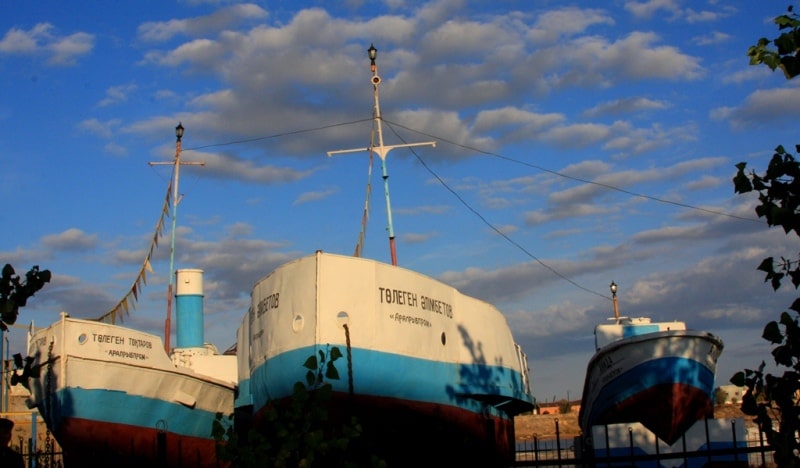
23 125 236 466
25 306 235 466
235 45 534 466
578 282 723 446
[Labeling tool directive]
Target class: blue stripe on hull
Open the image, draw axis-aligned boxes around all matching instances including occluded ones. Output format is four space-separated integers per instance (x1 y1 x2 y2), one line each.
235 377 252 408
250 345 531 418
49 387 227 438
588 356 715 426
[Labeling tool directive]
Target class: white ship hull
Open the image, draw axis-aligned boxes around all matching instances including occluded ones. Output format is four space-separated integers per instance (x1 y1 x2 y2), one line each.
26 314 236 466
237 251 533 465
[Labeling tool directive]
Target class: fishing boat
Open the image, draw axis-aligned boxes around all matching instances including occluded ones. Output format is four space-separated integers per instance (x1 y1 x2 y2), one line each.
578 282 724 446
235 45 534 466
22 125 237 467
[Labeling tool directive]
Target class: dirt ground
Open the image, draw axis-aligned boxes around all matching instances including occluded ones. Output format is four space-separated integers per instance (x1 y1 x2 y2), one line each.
513 404 753 441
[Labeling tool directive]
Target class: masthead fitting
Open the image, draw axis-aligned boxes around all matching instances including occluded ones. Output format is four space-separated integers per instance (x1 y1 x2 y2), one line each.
610 281 620 319
175 122 184 141
368 44 377 62
368 43 377 73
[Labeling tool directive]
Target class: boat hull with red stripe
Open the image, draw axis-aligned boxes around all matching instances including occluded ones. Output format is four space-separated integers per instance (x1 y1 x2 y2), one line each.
579 318 723 446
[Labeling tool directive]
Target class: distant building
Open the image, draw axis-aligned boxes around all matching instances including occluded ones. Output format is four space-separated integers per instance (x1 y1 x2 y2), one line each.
537 401 581 415
717 384 744 404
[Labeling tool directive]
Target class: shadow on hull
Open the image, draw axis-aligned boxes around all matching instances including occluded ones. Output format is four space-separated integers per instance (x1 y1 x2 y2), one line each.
249 393 516 467
590 383 713 445
55 417 224 467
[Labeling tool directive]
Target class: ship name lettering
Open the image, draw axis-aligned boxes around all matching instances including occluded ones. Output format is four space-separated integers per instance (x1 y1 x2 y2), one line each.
378 287 418 307
93 333 125 345
257 293 280 317
598 355 613 372
421 296 453 318
128 338 152 349
601 368 621 384
107 349 147 360
393 313 432 328
378 287 454 318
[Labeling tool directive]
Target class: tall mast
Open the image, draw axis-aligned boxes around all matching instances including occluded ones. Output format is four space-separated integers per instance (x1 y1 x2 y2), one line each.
610 281 620 320
149 123 204 352
327 44 436 266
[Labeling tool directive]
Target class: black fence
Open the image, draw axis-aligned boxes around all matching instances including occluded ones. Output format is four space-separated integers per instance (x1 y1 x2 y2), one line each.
513 418 775 467
2 410 63 468
10 434 63 468
5 416 777 468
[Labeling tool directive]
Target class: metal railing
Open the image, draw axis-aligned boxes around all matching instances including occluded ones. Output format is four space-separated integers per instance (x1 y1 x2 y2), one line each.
2 410 63 468
514 418 775 467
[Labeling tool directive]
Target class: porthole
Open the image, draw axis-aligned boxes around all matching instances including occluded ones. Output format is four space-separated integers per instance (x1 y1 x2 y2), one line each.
292 314 304 333
78 333 87 345
337 311 350 326
441 332 446 345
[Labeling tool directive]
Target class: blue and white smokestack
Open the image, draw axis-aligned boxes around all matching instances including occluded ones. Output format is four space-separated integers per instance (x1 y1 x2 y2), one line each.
175 268 204 348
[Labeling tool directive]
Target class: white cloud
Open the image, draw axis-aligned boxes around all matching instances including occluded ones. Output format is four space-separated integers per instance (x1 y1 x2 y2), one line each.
97 84 138 108
0 23 93 65
137 4 269 42
41 229 98 252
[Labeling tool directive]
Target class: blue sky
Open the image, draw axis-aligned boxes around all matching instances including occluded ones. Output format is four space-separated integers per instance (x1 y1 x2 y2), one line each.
2 0 799 403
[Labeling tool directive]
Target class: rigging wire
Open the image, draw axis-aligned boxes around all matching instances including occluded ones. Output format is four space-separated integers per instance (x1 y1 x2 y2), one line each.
182 118 373 151
383 121 609 300
180 117 761 225
167 116 764 301
383 119 764 225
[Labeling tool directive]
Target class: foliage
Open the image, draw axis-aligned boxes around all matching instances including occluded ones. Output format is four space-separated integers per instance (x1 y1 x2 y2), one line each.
730 312 800 467
734 145 800 291
747 5 800 79
0 264 51 331
732 145 800 468
732 7 800 465
213 345 384 468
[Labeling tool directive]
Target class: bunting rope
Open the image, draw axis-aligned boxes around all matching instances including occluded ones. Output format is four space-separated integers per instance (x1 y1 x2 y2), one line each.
93 180 173 324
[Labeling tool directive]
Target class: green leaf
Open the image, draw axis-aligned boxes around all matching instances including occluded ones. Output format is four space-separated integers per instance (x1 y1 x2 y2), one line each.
733 164 754 193
757 257 775 273
771 272 784 291
1 264 15 280
772 344 794 367
325 362 340 381
730 371 746 386
779 311 795 326
741 392 759 415
329 346 343 361
763 320 784 344
790 268 800 288
303 355 318 371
